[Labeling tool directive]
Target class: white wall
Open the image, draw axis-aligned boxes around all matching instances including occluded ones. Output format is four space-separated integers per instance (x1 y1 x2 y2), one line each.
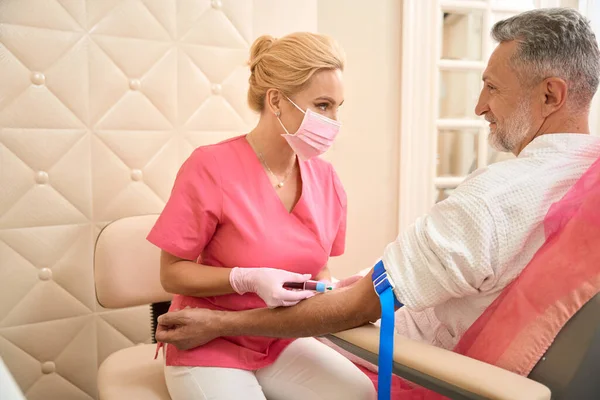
317 0 403 277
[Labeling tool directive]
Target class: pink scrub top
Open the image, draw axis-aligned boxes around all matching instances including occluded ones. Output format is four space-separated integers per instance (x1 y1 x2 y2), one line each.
147 135 347 369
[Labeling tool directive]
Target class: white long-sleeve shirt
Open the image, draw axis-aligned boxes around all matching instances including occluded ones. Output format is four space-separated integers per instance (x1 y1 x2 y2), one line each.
384 133 600 349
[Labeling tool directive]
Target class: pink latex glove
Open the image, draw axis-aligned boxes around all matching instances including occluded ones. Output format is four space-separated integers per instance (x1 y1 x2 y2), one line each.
229 267 315 308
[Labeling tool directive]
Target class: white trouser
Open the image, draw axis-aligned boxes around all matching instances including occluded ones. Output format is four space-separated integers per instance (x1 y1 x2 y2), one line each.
164 337 376 400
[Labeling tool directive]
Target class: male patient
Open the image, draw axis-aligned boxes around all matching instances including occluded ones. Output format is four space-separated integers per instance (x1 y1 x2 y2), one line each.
155 8 600 352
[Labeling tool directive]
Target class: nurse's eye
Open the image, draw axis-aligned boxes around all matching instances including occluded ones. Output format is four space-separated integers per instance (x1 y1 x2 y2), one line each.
315 103 329 111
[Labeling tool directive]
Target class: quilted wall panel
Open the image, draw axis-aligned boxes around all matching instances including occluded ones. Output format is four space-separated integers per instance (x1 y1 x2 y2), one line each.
0 1 318 398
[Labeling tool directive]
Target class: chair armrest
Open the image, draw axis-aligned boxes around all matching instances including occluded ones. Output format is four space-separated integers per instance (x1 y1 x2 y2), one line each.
326 324 551 400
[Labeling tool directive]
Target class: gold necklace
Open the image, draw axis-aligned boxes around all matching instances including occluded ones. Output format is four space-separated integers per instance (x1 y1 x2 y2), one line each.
247 135 295 189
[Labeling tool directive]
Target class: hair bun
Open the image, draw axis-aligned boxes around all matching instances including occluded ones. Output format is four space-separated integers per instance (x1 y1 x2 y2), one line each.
249 35 276 70
246 32 345 113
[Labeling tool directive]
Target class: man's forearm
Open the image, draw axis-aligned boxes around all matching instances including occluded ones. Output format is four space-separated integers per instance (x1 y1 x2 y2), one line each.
220 272 382 338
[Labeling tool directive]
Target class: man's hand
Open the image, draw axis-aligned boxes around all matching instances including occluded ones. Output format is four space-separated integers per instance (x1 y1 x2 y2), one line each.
156 270 382 348
156 308 222 350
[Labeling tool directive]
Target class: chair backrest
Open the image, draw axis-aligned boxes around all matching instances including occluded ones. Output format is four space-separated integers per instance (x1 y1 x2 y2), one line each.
528 292 600 399
94 214 172 309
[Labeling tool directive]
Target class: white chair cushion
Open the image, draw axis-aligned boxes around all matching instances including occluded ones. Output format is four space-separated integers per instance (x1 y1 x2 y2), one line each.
98 344 170 400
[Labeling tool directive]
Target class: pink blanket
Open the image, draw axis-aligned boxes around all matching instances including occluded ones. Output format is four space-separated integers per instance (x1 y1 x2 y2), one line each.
353 156 600 398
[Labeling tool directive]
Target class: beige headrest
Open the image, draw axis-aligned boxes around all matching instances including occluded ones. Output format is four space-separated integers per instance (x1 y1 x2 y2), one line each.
94 214 172 308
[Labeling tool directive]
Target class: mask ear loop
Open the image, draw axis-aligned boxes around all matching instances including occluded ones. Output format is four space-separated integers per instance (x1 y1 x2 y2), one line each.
285 96 306 115
276 110 292 135
276 95 310 136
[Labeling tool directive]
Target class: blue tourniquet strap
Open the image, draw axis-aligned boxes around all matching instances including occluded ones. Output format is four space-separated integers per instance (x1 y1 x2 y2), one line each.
372 260 403 400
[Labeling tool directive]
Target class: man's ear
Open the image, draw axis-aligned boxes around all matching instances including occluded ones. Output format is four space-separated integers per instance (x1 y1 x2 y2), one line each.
266 89 282 116
541 77 568 117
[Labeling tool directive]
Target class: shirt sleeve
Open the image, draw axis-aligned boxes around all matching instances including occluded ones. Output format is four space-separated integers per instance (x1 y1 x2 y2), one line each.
146 148 222 261
330 166 348 257
382 193 501 311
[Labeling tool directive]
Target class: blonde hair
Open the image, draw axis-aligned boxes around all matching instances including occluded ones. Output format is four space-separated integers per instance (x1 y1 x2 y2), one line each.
247 32 345 112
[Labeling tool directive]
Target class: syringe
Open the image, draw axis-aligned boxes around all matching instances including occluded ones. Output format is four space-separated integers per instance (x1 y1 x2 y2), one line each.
282 280 333 293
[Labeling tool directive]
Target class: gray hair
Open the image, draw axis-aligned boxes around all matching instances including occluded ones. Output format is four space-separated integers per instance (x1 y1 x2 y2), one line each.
491 8 600 108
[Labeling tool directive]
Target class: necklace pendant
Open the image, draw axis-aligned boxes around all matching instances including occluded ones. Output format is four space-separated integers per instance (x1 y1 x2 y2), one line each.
276 182 284 188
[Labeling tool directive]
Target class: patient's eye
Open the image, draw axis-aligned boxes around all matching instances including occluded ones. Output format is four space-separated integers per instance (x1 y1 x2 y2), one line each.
487 84 496 92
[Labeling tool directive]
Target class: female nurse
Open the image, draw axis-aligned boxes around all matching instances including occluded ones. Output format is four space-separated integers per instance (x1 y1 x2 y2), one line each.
146 32 376 400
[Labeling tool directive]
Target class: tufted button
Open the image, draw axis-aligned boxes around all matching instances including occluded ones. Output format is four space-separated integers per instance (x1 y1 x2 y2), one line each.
131 169 143 181
35 171 49 185
38 268 52 281
41 361 55 374
129 79 141 91
211 83 222 95
31 72 45 85
211 0 222 9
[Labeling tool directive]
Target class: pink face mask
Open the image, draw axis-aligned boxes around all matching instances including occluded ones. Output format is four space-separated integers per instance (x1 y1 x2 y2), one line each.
278 97 341 161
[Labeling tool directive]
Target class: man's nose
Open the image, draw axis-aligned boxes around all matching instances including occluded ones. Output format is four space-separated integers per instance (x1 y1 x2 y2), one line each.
474 91 489 116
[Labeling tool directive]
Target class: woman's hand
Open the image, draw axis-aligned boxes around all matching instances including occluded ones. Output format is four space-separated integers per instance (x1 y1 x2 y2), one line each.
332 266 373 289
229 267 315 308
314 265 332 282
333 274 363 289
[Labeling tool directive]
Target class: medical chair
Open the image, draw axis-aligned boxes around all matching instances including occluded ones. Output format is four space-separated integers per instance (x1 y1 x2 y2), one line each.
94 214 600 400
327 291 600 400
